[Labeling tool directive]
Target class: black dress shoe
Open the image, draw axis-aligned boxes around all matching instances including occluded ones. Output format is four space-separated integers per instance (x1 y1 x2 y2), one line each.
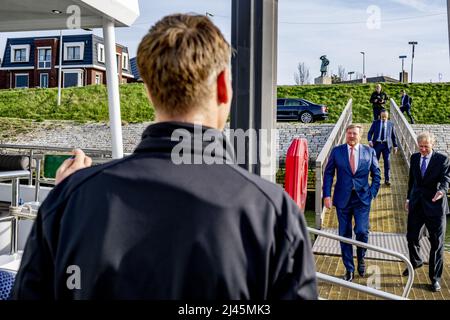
431 281 441 292
343 271 354 282
358 259 366 277
385 181 391 186
402 263 423 276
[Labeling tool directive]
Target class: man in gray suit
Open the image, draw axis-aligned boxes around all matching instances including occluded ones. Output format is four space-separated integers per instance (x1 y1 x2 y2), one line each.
367 110 398 186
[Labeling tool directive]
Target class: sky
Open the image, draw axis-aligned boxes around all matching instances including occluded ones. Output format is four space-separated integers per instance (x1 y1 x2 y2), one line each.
0 0 449 84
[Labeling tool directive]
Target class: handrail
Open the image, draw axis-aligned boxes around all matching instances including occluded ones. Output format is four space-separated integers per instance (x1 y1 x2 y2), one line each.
308 227 414 299
315 99 353 228
390 98 417 170
316 273 407 300
0 144 113 156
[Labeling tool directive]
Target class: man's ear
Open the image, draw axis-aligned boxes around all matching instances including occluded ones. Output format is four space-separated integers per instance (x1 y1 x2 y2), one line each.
217 69 230 105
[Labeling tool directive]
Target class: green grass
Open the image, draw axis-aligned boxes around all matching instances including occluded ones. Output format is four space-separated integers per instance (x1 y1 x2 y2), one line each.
0 83 154 123
278 82 450 124
0 82 449 124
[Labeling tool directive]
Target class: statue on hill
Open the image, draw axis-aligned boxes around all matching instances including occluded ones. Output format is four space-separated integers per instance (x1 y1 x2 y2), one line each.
320 55 330 77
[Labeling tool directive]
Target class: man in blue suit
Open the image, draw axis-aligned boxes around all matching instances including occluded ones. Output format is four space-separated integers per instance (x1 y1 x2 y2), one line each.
367 110 398 186
323 124 381 282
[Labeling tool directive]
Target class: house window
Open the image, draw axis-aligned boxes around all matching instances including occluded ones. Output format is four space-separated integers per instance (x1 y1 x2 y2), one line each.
97 43 105 63
67 46 80 60
116 54 121 72
38 48 51 69
10 45 31 63
15 74 29 88
95 73 102 85
63 42 85 61
40 73 49 88
122 53 128 70
63 70 83 88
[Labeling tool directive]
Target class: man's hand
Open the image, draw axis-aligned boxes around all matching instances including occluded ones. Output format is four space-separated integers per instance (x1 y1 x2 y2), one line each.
394 147 398 154
432 191 444 202
404 200 409 212
324 197 332 209
55 149 92 185
369 141 374 148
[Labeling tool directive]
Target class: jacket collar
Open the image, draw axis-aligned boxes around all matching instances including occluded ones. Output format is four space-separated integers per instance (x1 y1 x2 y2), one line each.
134 121 236 164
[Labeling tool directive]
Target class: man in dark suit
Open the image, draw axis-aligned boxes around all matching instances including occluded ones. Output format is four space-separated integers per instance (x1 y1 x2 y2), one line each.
400 89 415 124
367 110 398 186
369 84 388 120
323 124 381 282
404 132 450 292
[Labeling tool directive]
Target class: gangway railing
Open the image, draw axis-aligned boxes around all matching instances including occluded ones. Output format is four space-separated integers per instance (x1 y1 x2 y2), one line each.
315 99 353 229
308 227 414 299
390 99 417 170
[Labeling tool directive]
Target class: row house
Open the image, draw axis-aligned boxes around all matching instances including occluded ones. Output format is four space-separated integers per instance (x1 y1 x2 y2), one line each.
0 34 134 89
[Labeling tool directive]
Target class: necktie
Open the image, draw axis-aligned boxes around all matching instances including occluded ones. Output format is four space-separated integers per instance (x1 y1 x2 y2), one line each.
420 157 427 177
350 147 356 174
380 122 385 142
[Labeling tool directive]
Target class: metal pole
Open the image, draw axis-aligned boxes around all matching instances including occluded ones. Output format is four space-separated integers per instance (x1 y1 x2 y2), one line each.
231 0 278 181
411 45 414 83
448 0 450 61
12 177 19 207
57 30 63 106
34 159 41 203
103 18 124 159
28 149 33 186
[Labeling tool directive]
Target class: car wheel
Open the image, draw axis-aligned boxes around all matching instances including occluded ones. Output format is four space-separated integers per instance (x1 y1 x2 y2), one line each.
299 112 313 123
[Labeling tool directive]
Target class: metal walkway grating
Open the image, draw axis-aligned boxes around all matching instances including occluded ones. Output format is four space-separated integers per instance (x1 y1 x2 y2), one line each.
312 228 431 262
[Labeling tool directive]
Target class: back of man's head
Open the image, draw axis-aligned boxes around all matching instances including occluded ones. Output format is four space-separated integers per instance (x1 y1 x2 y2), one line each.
137 14 231 117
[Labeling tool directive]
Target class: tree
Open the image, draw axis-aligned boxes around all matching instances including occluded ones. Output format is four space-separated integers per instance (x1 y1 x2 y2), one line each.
293 62 310 85
331 74 342 84
338 65 347 81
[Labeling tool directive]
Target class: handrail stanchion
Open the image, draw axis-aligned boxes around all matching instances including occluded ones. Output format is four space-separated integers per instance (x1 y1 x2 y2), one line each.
308 227 414 299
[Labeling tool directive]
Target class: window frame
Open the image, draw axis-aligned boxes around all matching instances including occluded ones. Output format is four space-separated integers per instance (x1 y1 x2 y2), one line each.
39 73 49 88
10 44 31 63
97 43 105 63
122 52 129 70
37 47 52 69
15 73 29 88
63 42 85 61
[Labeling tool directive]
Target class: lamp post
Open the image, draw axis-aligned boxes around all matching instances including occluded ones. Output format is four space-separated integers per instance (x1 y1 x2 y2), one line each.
399 55 407 83
360 51 365 82
408 41 418 83
348 71 355 81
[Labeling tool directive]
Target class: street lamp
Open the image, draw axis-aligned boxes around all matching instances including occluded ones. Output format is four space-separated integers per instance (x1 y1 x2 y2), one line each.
408 41 418 83
348 71 355 81
399 55 407 83
206 12 214 17
360 51 365 82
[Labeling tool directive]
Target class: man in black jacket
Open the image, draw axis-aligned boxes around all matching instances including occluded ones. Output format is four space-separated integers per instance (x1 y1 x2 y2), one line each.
400 89 415 124
404 132 450 292
369 84 389 120
11 14 317 300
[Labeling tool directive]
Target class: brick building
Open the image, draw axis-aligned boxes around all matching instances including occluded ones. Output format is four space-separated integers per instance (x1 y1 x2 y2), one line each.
0 34 133 89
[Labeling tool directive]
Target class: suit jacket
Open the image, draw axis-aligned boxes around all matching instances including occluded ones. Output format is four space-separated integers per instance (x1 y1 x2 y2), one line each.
407 151 450 216
323 144 381 209
401 94 411 108
367 120 398 150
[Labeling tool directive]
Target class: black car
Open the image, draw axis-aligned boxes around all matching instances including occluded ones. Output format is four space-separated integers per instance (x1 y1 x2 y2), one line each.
276 98 328 123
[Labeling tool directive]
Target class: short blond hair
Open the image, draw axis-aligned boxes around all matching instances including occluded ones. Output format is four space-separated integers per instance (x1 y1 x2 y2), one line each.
137 14 231 116
346 124 363 134
417 131 435 145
